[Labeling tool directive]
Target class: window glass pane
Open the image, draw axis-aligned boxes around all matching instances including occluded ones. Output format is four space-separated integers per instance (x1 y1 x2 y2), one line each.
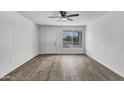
63 31 82 48
63 31 73 48
73 31 82 48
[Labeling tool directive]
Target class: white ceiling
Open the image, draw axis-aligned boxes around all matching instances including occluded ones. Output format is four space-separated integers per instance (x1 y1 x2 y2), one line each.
18 11 107 26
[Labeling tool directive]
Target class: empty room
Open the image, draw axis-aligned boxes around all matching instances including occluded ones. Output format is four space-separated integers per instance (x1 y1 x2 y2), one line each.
0 11 124 81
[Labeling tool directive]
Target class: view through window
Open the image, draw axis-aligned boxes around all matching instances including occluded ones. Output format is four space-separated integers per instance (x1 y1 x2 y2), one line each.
63 31 82 48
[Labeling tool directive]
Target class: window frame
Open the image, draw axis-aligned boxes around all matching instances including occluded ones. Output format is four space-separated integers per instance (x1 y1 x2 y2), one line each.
63 30 82 48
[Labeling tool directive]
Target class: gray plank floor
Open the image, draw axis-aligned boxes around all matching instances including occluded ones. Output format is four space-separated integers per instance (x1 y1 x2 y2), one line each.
1 55 124 81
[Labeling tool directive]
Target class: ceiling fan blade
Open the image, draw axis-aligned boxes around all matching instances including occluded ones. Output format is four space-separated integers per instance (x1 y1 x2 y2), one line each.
67 14 79 17
48 16 61 18
59 11 67 17
66 17 73 21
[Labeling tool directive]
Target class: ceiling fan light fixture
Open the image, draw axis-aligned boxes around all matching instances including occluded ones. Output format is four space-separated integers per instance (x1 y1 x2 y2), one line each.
57 18 68 22
49 11 79 22
61 18 67 21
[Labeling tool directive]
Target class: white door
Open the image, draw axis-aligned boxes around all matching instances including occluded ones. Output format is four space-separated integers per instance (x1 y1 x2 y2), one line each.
46 30 57 54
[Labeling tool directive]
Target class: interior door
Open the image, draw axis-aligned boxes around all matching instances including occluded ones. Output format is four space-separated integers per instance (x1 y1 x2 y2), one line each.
46 30 57 54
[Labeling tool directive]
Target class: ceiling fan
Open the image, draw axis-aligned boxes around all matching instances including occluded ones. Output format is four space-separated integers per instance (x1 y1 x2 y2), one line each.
48 11 79 21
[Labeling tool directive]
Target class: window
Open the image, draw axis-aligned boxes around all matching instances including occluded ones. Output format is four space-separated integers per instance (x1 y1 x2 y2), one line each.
63 31 82 48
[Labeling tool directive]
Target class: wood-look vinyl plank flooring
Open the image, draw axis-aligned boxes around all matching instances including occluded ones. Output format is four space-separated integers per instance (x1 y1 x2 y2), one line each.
1 55 124 81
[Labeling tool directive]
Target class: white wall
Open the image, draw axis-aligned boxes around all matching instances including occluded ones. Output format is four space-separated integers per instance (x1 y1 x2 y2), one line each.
0 12 39 78
39 26 85 54
86 12 124 77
